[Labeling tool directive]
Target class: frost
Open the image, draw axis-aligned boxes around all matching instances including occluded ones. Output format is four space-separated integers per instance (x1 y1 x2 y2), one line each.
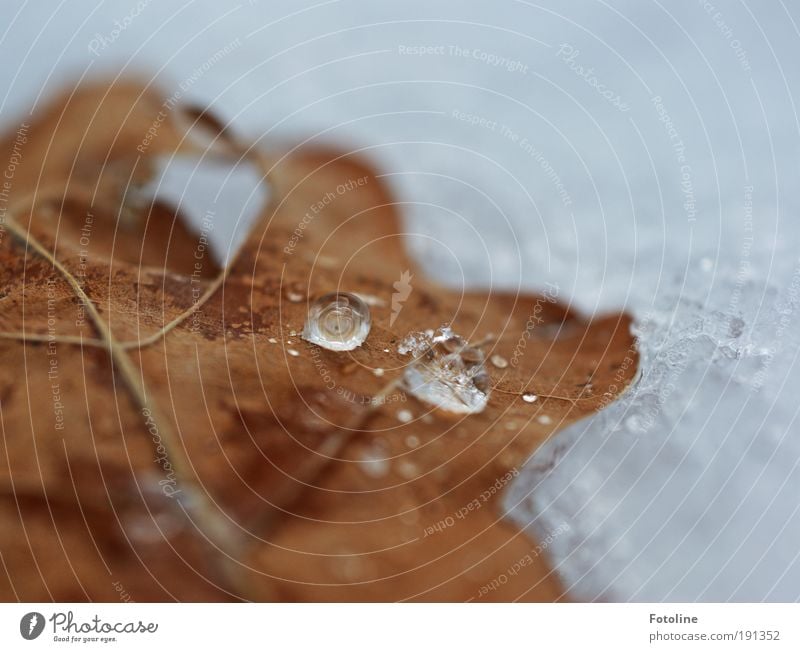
398 327 491 415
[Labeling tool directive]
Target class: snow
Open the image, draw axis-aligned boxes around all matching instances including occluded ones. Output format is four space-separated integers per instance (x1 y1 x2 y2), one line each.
2 0 799 600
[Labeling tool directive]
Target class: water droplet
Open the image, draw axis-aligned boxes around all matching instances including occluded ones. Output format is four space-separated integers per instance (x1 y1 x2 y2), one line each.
302 292 371 351
373 368 385 377
268 337 278 344
287 349 300 357
397 409 413 423
522 393 538 403
399 509 419 525
358 443 389 478
537 414 552 425
490 354 508 369
397 460 419 479
284 283 306 303
405 434 420 448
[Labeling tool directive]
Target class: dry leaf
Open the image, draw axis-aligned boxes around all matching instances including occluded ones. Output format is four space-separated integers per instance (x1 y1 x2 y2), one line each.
0 79 638 602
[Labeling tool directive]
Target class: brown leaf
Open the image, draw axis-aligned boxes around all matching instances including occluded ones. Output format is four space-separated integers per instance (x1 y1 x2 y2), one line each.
0 78 638 602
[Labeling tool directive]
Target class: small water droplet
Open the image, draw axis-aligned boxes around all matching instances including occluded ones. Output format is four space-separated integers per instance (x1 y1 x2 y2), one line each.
358 443 389 478
268 337 278 344
399 509 419 525
287 349 300 357
700 257 713 272
522 393 538 403
537 414 552 425
373 368 385 377
397 460 419 479
284 283 306 303
490 354 508 369
397 409 413 423
405 434 420 448
302 292 371 351
383 348 391 353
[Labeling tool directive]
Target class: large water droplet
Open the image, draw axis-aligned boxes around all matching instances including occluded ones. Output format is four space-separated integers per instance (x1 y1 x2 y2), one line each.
399 327 491 415
302 292 371 351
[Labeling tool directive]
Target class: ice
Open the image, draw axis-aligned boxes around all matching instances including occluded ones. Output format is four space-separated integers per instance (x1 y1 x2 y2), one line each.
505 258 800 600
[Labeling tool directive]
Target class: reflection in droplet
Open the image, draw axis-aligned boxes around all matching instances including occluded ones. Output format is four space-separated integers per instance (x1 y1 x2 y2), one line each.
537 414 552 425
397 409 413 423
302 292 371 351
287 349 300 357
522 393 538 403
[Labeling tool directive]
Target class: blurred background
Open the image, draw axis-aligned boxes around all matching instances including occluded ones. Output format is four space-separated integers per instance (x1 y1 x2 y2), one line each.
1 0 798 600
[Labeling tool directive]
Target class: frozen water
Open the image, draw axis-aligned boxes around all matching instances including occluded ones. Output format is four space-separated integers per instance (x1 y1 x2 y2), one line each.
399 327 491 415
505 258 800 600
